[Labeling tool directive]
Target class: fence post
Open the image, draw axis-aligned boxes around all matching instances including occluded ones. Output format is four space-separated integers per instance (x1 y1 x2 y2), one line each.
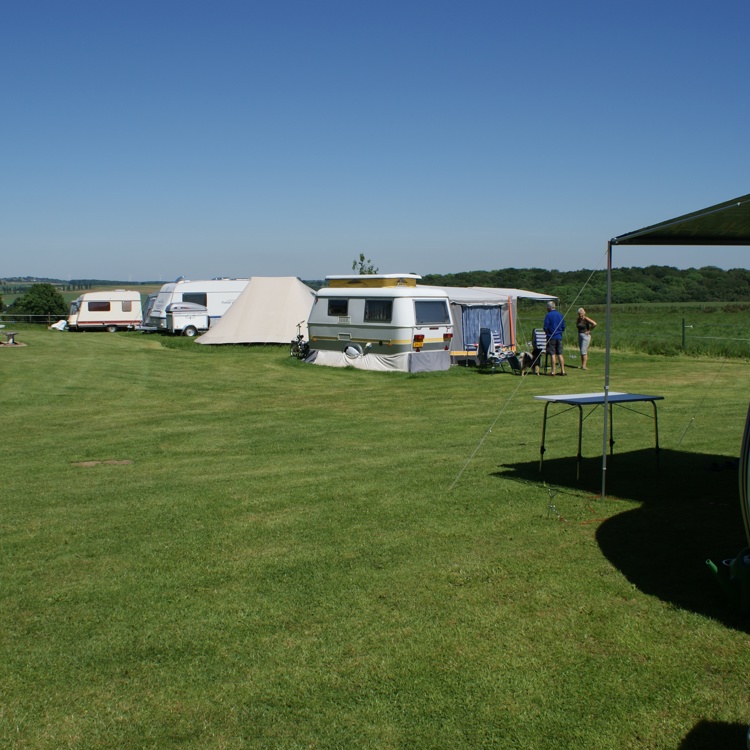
682 318 686 350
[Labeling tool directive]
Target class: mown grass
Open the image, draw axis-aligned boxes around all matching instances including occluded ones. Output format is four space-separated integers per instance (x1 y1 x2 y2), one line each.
1 325 749 749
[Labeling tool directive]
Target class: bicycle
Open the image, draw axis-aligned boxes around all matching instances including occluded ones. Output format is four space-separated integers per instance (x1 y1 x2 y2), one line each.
290 320 310 360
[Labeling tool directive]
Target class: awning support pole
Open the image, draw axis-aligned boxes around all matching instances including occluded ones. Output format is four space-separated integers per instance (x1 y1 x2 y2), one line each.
601 241 613 499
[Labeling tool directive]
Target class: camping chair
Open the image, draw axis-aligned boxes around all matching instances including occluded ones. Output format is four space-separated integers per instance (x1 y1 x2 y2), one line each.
491 330 504 353
478 328 520 374
477 328 494 367
531 329 549 374
478 328 505 371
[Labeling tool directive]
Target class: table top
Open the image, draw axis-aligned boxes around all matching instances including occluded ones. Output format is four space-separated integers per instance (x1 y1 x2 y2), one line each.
534 391 664 406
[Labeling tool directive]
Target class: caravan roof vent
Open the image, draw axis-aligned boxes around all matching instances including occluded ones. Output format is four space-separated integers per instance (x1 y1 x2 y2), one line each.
166 302 208 313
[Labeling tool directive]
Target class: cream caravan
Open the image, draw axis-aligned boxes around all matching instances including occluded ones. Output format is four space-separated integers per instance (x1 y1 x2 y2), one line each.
68 290 143 332
143 277 249 335
306 274 453 372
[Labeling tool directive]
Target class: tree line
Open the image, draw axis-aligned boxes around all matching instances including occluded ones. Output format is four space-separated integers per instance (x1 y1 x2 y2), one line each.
421 266 750 305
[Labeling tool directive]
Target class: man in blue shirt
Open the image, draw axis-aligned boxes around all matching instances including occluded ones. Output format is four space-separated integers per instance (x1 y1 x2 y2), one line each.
543 301 566 376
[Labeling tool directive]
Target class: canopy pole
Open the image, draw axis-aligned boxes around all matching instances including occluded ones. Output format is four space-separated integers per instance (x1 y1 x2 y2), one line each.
601 241 613 499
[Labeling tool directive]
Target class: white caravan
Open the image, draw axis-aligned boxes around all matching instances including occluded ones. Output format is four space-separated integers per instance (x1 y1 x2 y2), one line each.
143 277 249 336
306 274 453 372
68 290 143 332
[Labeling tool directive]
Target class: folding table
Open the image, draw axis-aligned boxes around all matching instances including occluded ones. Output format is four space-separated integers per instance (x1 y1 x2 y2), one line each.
535 391 664 480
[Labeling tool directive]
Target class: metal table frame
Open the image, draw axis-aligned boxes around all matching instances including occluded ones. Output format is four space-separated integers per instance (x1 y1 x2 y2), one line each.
535 391 664 480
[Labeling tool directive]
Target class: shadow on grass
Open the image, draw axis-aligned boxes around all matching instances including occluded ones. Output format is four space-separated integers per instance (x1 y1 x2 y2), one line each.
678 719 748 749
495 448 749 632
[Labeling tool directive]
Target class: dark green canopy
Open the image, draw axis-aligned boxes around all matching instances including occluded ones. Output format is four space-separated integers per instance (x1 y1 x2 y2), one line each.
611 193 750 246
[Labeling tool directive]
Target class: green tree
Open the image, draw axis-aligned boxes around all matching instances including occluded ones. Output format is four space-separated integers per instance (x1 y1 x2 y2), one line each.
351 253 379 275
11 283 68 316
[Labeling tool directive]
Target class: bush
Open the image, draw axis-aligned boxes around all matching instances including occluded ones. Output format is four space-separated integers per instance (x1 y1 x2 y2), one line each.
9 283 67 316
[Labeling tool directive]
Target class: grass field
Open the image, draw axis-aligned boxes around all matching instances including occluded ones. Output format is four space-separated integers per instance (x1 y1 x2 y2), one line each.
2 325 749 749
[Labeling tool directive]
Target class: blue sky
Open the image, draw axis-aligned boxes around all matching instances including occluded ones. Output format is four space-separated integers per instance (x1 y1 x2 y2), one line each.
2 0 748 282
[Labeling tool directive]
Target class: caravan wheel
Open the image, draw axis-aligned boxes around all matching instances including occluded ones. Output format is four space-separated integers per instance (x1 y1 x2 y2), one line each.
106 325 118 333
183 326 198 338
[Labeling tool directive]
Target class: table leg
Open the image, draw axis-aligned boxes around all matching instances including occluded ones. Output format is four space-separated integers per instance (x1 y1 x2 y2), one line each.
539 401 550 473
576 405 583 481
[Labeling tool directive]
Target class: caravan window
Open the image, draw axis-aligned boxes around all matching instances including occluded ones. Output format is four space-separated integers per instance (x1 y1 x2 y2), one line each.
415 300 450 325
122 301 133 312
182 292 207 307
328 299 348 316
364 299 392 322
88 301 110 312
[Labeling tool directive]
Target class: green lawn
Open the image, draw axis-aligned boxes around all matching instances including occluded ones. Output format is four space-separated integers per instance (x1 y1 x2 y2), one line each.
1 326 749 749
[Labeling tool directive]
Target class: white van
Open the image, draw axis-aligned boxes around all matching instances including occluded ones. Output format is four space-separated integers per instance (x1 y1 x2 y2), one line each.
306 274 453 372
143 278 249 336
68 290 143 332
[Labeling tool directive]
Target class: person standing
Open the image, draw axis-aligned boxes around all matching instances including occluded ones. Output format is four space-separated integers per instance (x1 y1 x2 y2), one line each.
543 301 566 376
576 308 597 370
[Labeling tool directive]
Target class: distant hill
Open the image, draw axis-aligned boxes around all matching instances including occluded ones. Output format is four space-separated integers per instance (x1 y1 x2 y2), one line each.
0 278 164 294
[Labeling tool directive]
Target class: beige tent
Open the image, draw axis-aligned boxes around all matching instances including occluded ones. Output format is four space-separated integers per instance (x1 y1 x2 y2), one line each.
196 276 314 345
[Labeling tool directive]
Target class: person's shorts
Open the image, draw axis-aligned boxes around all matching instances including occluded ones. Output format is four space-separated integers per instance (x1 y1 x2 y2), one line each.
579 333 591 356
546 338 563 356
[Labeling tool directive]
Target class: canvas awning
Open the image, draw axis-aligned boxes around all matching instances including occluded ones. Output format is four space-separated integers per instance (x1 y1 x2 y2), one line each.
421 286 556 305
419 285 556 353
